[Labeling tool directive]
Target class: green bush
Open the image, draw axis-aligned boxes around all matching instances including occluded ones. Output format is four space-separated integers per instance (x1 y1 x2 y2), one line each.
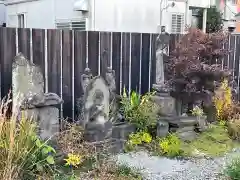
120 88 159 131
125 131 152 152
227 119 240 141
225 157 240 180
159 134 183 157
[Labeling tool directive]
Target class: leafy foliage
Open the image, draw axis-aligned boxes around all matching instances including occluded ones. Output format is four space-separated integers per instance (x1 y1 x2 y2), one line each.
166 28 230 111
191 105 204 116
125 131 152 151
181 123 240 157
228 119 240 141
206 6 223 33
225 157 240 180
159 134 183 157
120 88 159 131
0 96 56 180
213 79 233 120
198 6 223 33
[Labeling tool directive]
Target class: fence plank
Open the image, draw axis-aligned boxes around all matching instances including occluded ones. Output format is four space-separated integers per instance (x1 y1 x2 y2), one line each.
62 30 73 120
0 28 16 98
47 29 61 95
88 31 99 76
141 33 150 94
74 31 86 119
122 33 130 93
229 36 235 71
100 32 111 77
130 33 141 92
32 29 45 83
18 28 30 59
112 32 121 95
151 34 157 88
234 36 240 80
169 34 176 55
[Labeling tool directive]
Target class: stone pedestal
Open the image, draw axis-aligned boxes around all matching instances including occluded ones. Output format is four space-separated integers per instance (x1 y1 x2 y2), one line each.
84 121 113 142
152 84 176 116
171 117 198 141
84 122 136 154
157 120 169 138
21 93 63 140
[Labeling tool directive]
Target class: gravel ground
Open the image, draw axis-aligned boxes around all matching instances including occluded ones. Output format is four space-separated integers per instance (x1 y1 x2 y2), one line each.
114 149 240 180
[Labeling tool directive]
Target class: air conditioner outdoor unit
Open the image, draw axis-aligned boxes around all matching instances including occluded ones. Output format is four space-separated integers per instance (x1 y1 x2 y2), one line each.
73 0 88 12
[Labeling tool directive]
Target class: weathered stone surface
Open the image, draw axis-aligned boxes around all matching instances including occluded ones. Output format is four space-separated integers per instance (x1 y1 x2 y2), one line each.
22 107 60 140
158 116 198 127
152 94 176 116
112 122 136 140
81 68 93 94
21 93 63 109
82 76 110 129
12 53 63 140
196 116 208 132
157 120 169 138
12 53 44 108
84 121 113 142
105 67 118 121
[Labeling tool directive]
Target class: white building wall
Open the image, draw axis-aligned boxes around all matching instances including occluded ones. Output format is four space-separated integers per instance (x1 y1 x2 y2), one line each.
91 0 186 33
6 0 55 28
6 0 187 33
0 1 6 26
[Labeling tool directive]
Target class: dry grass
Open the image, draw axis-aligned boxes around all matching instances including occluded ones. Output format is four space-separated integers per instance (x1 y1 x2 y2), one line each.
56 122 142 180
0 93 56 180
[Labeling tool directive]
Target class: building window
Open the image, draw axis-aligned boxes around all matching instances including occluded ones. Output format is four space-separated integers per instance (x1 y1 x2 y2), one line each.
171 13 184 34
56 19 86 31
230 0 237 4
18 14 25 28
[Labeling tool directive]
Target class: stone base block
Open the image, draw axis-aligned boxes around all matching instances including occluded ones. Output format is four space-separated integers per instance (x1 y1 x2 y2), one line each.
157 120 169 138
152 94 176 116
22 106 60 140
112 122 136 140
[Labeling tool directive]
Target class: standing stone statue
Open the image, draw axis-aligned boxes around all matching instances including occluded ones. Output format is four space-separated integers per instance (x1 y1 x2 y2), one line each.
152 33 176 116
105 67 118 121
12 53 63 140
105 67 116 93
154 33 170 93
82 76 110 128
81 76 112 142
76 68 93 122
81 68 93 93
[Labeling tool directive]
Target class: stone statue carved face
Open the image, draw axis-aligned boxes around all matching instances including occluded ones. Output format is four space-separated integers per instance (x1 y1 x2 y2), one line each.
93 89 104 106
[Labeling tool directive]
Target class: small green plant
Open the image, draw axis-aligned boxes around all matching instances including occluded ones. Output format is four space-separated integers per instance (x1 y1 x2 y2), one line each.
191 106 204 117
120 88 159 131
159 134 183 157
224 157 240 180
0 97 57 180
125 131 152 151
115 164 142 179
53 173 78 180
227 119 240 141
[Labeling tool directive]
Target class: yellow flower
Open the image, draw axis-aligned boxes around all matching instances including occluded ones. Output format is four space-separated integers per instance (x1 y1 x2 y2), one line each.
141 132 152 143
129 133 142 145
64 153 82 167
160 141 169 153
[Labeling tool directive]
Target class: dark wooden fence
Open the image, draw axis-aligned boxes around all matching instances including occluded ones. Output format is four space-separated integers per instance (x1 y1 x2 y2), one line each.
0 28 239 120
